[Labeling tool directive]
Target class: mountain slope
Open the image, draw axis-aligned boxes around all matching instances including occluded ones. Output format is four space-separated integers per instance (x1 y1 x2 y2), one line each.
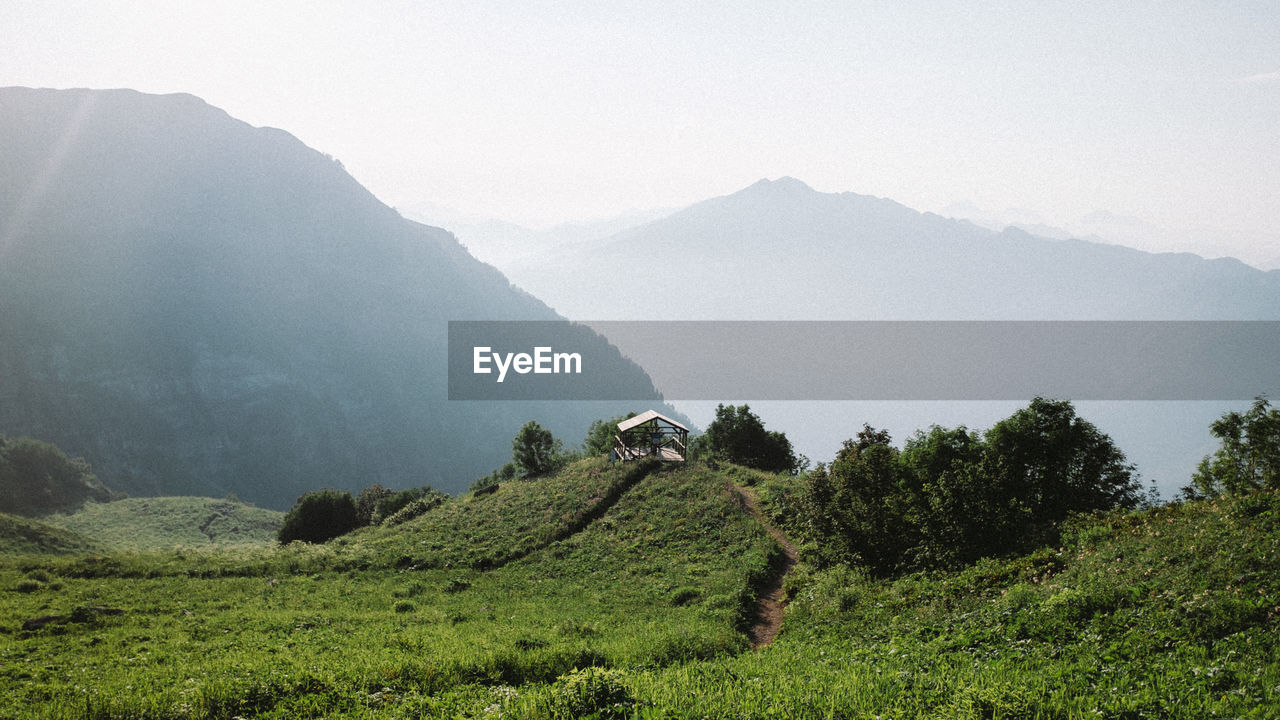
0 458 779 718
498 178 1280 496
2 458 1274 718
506 177 1280 320
0 87 667 507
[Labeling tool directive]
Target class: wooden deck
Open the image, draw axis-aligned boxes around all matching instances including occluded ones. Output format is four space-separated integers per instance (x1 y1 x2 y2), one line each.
616 446 685 462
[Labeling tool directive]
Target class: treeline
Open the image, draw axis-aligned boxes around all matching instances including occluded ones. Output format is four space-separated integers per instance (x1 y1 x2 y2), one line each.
278 484 448 544
796 398 1150 574
472 404 804 494
0 434 112 515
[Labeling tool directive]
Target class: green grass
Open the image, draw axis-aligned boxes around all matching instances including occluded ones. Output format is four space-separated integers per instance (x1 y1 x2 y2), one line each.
42 497 283 551
0 459 777 719
622 487 1280 719
0 513 98 555
1 461 1277 719
345 455 657 571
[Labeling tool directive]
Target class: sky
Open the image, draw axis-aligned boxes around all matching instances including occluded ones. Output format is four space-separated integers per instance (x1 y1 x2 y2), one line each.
4 0 1279 265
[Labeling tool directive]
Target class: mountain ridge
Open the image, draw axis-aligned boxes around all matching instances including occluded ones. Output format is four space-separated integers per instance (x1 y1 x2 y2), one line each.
505 175 1280 320
0 87 671 508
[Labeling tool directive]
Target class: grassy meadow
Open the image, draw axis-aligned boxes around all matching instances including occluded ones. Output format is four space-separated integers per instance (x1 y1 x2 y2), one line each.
41 497 283 552
1 456 1277 718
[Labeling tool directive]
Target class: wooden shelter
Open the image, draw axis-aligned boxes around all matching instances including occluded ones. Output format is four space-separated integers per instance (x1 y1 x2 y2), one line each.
613 410 688 463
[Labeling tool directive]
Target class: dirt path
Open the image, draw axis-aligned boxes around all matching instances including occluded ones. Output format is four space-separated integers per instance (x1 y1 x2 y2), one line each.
732 485 799 649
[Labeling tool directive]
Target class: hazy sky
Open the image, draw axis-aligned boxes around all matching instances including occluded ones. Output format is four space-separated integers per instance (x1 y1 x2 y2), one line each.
4 1 1279 264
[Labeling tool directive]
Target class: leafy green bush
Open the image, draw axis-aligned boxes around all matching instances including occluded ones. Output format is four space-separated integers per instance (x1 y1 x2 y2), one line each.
14 579 42 593
801 398 1144 574
354 484 393 526
381 493 446 527
470 463 515 494
0 435 111 515
542 667 633 719
277 490 359 544
583 412 637 456
1183 396 1280 499
694 404 799 473
512 421 567 477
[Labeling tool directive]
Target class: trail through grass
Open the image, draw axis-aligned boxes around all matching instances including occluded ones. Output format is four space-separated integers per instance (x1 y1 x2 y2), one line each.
731 484 799 649
1 461 1276 718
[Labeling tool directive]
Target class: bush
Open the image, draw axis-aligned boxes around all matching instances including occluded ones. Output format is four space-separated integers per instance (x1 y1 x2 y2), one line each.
355 484 393 525
374 487 442 524
381 493 447 527
14 579 43 593
801 398 1142 574
0 434 112 515
470 463 516 494
695 404 799 473
512 421 566 477
542 667 633 719
277 489 359 544
583 413 638 456
1183 396 1280 499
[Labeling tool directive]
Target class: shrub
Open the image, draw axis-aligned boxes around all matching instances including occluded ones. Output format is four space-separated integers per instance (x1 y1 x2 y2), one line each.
669 587 700 606
443 577 471 594
355 484 393 525
801 398 1142 574
583 413 638 456
14 579 42 593
0 435 112 515
1183 396 1280 499
512 421 566 477
382 493 446 527
542 667 633 719
695 404 799 474
470 463 516 494
277 490 359 544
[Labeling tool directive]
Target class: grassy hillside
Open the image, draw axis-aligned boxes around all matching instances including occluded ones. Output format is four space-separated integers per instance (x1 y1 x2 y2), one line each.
0 460 1276 719
0 458 777 719
42 497 283 551
0 513 97 555
632 485 1280 719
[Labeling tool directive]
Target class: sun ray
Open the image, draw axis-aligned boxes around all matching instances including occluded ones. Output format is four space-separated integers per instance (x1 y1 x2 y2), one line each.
1 90 98 258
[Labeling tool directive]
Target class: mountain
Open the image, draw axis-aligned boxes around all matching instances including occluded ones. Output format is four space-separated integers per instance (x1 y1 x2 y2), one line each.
0 87 670 508
498 178 1280 495
397 203 675 270
505 177 1280 320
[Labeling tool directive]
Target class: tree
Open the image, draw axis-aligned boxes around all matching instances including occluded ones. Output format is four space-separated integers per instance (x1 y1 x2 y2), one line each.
799 399 1143 574
583 412 637 456
802 425 916 572
278 489 359 544
900 424 1028 567
512 420 565 477
355 484 393 526
698 404 799 473
1182 397 1280 499
982 397 1142 527
0 435 112 515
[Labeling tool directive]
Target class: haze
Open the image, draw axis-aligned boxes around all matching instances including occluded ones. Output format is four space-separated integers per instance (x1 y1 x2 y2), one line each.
4 1 1278 265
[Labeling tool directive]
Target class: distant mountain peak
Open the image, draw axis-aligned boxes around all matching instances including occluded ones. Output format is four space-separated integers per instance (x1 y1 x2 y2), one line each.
743 176 815 195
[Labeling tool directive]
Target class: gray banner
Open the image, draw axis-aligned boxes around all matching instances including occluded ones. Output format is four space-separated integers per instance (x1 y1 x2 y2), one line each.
448 321 1280 401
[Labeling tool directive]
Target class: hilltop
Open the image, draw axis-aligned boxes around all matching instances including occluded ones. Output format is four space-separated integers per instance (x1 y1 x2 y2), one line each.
41 497 282 551
1 455 1276 718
